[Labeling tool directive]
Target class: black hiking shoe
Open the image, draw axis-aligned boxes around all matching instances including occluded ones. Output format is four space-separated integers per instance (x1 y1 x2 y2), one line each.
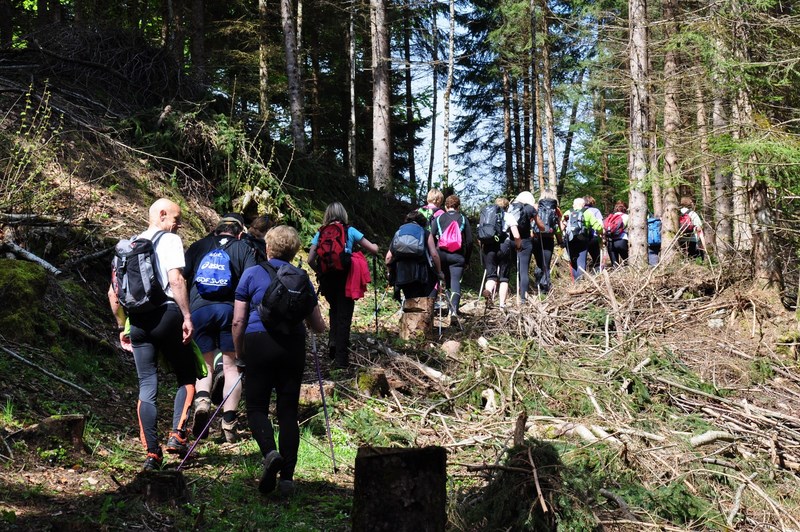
258 450 284 494
278 479 295 497
143 451 163 471
192 397 212 439
165 431 189 456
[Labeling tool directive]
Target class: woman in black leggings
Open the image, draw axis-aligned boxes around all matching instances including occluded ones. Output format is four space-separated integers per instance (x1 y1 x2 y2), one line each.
233 225 325 497
431 194 473 316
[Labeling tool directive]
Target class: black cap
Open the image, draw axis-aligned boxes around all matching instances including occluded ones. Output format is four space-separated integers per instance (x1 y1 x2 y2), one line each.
218 213 245 230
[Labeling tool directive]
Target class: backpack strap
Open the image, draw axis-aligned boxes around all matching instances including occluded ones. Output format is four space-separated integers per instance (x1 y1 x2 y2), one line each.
259 260 278 279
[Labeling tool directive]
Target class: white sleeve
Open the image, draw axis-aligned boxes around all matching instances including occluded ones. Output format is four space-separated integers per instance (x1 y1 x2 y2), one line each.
154 233 185 295
504 211 518 228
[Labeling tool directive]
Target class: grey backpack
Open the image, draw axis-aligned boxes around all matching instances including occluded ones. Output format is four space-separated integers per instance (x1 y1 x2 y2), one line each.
112 231 168 314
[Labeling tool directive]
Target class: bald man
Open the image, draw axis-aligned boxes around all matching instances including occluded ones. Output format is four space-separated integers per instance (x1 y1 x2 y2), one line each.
108 198 196 471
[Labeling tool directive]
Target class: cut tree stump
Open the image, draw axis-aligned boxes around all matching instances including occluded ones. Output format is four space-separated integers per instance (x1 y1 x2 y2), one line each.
299 381 334 405
13 414 87 452
352 446 447 532
400 297 433 340
356 368 390 397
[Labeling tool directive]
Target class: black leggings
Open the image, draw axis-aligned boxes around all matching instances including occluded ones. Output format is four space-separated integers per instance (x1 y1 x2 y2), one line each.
607 239 629 267
532 236 555 293
243 331 305 481
321 272 355 366
439 250 466 312
129 304 196 453
515 238 533 301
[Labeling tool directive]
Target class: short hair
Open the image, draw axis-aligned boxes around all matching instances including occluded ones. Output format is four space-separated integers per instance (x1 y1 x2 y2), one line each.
322 202 349 225
584 196 596 207
572 197 586 211
540 188 557 202
680 196 694 209
266 225 301 261
614 201 627 214
427 188 444 207
405 210 428 226
248 215 271 239
444 194 461 210
495 197 510 210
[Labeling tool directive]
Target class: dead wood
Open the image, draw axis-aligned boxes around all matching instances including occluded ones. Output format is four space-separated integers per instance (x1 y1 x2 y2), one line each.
2 242 62 275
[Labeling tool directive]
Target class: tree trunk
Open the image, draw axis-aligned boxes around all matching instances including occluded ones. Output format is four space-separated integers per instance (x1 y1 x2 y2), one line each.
594 88 611 213
532 56 545 193
660 0 680 258
281 0 307 153
0 0 12 47
259 0 270 120
539 0 558 191
371 0 392 191
441 0 454 188
512 80 524 191
190 0 205 86
712 63 732 258
559 69 584 192
502 69 514 191
404 1 417 202
163 0 184 70
627 0 649 267
522 73 532 190
310 30 321 153
695 80 715 255
348 3 357 180
427 3 437 191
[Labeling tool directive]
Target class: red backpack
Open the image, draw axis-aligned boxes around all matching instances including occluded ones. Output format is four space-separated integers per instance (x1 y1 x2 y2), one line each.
316 222 351 273
679 212 695 234
603 213 625 240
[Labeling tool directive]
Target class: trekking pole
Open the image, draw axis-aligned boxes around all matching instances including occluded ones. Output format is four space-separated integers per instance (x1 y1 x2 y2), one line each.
444 288 463 331
311 334 338 473
371 254 379 335
177 372 244 471
479 268 487 304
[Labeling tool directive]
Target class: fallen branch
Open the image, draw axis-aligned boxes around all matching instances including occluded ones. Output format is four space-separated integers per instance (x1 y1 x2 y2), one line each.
0 345 91 396
599 488 640 522
690 430 735 448
63 246 115 269
3 241 62 275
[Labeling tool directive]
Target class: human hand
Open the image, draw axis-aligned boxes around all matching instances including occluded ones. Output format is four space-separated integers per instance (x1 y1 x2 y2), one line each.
119 331 133 352
182 317 194 345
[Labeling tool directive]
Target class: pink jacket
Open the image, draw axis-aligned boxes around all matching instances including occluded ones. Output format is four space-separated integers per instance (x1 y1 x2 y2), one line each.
345 251 371 300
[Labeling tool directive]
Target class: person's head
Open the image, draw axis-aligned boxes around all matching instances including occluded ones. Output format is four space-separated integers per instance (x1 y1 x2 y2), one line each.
614 201 627 214
495 197 510 210
444 195 461 210
427 188 444 207
266 225 301 261
215 213 245 237
248 215 271 240
405 210 428 226
540 188 558 202
680 196 694 210
514 191 535 206
322 202 349 225
584 196 596 207
149 198 182 233
572 197 586 211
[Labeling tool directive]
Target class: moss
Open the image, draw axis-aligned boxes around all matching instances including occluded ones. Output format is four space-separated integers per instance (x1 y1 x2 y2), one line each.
0 259 57 343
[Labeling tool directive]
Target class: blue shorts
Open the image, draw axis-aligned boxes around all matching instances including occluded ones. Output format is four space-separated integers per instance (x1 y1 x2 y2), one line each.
192 303 235 353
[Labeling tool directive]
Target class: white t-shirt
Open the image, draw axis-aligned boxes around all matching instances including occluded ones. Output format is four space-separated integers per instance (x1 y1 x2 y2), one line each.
138 228 185 298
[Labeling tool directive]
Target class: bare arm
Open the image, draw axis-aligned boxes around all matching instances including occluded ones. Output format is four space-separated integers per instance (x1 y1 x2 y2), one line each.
427 234 443 275
308 244 319 270
305 305 326 334
108 282 131 351
232 299 248 359
168 268 193 344
358 236 379 256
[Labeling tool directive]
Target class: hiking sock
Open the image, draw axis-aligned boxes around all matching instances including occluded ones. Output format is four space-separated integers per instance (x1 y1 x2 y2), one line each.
222 411 236 423
195 391 211 400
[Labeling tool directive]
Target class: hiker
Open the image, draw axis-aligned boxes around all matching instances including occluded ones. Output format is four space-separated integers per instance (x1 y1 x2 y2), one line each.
583 196 604 272
308 202 379 368
107 198 196 471
561 197 603 281
604 201 630 267
678 197 704 259
242 215 271 262
431 194 473 317
478 197 513 308
647 213 662 266
184 213 257 443
531 189 562 295
232 225 326 496
385 210 444 301
418 188 445 228
508 191 543 304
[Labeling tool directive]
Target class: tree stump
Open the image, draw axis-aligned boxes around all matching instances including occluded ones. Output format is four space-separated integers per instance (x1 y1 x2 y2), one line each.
400 297 433 340
352 446 447 532
299 381 334 406
14 414 87 452
356 368 390 398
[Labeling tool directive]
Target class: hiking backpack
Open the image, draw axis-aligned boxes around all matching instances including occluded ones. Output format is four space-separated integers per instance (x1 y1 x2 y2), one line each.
647 217 662 246
603 213 625 240
508 202 532 236
565 208 589 243
112 231 168 314
679 212 695 234
436 214 466 253
390 223 427 260
418 205 443 222
477 204 504 244
536 198 559 234
258 262 317 335
193 240 235 300
316 221 351 273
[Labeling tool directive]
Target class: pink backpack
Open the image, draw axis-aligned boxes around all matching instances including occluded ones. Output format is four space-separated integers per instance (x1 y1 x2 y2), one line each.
436 214 465 253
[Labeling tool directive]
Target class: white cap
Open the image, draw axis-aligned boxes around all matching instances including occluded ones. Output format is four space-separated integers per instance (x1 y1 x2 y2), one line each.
572 198 586 210
514 191 536 206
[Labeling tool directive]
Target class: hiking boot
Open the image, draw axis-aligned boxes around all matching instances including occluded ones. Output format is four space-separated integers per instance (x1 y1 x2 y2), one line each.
221 419 238 443
278 480 295 497
143 451 163 471
192 397 212 439
259 450 284 494
165 431 189 456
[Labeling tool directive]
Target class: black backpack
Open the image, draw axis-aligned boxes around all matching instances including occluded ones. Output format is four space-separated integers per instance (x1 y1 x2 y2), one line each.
565 208 590 243
508 202 532 236
390 223 427 260
536 198 558 234
258 262 316 335
477 204 504 244
112 231 168 314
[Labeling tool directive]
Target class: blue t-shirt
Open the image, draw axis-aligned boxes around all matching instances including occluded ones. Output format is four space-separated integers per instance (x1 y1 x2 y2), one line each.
311 225 365 253
235 258 318 335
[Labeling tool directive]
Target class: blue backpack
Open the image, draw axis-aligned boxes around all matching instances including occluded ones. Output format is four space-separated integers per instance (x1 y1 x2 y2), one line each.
194 240 235 299
647 217 662 246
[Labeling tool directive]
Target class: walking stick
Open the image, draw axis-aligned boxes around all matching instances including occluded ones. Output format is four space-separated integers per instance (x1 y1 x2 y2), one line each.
372 254 379 335
177 372 244 471
311 334 338 473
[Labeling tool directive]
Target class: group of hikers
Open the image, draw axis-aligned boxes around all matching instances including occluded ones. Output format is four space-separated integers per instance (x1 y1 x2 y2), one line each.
106 191 704 493
386 188 705 312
